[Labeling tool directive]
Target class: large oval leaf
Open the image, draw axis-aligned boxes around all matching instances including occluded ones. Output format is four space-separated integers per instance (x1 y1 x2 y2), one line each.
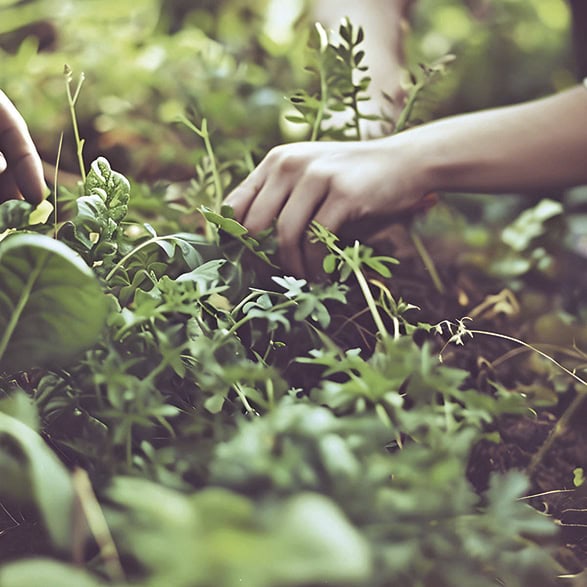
0 233 108 372
0 412 74 552
0 559 105 587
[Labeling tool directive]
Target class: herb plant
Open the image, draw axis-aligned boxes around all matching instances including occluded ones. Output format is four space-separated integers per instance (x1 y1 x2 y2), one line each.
0 10 584 587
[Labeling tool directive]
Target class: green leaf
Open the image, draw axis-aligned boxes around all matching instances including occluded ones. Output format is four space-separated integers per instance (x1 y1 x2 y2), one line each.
0 233 108 372
270 493 372 584
501 198 563 251
84 157 130 225
0 412 74 551
0 390 39 431
323 253 337 274
0 559 104 587
0 200 33 232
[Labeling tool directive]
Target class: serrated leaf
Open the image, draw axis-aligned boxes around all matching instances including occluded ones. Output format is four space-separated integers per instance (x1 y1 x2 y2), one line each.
0 233 108 372
84 157 130 225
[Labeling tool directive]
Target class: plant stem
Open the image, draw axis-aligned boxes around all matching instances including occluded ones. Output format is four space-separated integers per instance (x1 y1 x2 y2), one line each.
329 240 389 340
465 328 587 476
410 229 445 294
224 299 297 338
527 390 586 477
105 235 177 281
72 468 126 583
53 132 64 238
311 56 329 142
394 79 424 134
64 67 86 182
233 382 258 416
179 116 223 212
469 329 587 389
353 265 388 340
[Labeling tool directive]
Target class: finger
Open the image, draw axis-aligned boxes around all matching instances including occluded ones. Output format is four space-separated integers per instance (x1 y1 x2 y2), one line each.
0 91 46 204
224 166 267 222
0 170 23 203
276 173 329 277
242 171 296 235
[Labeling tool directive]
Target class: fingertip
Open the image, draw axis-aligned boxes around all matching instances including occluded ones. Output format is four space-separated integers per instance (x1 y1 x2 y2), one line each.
14 153 46 205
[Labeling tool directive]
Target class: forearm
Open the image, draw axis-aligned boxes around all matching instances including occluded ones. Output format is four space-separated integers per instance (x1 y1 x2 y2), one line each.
405 84 587 194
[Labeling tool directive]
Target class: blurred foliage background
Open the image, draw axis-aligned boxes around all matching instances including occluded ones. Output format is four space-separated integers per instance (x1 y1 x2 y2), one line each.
0 0 577 185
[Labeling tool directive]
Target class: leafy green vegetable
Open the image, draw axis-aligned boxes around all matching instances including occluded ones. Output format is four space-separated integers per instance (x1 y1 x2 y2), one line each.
0 233 108 371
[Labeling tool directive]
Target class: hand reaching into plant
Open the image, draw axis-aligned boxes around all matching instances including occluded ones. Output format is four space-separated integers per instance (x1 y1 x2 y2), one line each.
226 84 587 277
0 90 47 204
225 138 431 277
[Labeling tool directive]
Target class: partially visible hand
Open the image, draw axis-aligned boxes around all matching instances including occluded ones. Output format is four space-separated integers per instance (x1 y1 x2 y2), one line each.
0 90 46 204
225 138 429 276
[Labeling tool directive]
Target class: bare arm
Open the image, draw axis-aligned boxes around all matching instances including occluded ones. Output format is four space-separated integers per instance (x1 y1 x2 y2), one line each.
226 84 587 276
413 84 587 194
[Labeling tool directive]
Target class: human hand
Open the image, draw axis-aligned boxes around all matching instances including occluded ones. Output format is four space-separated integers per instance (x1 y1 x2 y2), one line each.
0 90 46 205
225 138 430 277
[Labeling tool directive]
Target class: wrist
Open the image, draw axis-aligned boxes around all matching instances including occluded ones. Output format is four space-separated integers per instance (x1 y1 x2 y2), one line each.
399 117 499 195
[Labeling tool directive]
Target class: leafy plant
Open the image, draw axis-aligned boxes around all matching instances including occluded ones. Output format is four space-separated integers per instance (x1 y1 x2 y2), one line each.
0 6 582 587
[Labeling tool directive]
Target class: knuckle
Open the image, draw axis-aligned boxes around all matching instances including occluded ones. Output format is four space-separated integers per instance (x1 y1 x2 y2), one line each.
304 161 330 183
276 219 299 248
266 146 305 175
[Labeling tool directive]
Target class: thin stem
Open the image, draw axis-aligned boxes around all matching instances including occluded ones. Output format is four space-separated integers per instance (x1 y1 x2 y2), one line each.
72 468 126 582
311 57 329 142
410 229 445 294
329 240 389 340
527 391 586 477
394 80 424 134
224 299 297 338
105 235 177 282
179 117 223 212
350 84 363 141
233 382 258 416
463 328 587 477
353 265 388 340
469 329 587 389
53 132 64 238
64 67 86 182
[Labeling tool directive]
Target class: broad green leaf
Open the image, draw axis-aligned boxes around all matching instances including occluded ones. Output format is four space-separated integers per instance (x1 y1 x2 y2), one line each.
0 413 74 551
0 390 39 431
0 559 105 587
0 233 108 372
